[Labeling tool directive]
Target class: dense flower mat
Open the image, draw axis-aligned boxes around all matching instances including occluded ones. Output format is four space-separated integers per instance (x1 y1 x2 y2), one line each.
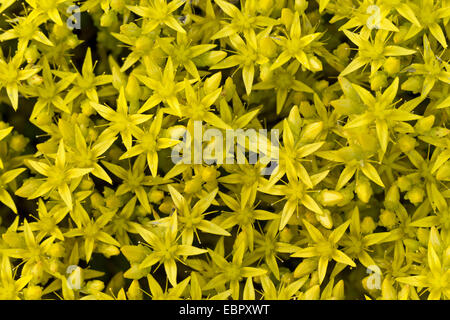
0 0 449 300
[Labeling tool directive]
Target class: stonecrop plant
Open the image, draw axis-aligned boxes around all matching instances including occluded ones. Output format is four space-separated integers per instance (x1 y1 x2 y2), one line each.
0 0 449 300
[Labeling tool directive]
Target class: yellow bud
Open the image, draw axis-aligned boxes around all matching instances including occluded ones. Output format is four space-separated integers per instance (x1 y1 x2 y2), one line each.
135 36 153 52
90 193 105 209
403 239 420 251
127 280 143 300
335 42 350 60
120 23 140 38
333 280 345 300
316 210 333 229
370 71 388 91
294 259 317 278
379 210 397 229
86 280 105 293
401 76 422 93
24 286 43 300
355 178 372 203
279 226 294 243
81 99 95 116
49 243 65 258
110 0 125 11
397 176 412 192
315 80 329 91
361 216 377 234
319 190 343 206
381 278 397 300
259 37 278 58
308 56 323 72
100 11 117 27
385 185 400 204
194 51 227 67
201 166 217 183
99 244 120 258
383 57 400 75
300 121 323 142
295 0 308 13
417 228 429 246
405 187 424 205
80 178 94 190
159 197 175 214
280 8 294 28
149 188 164 203
223 77 236 101
393 25 409 43
398 135 416 153
299 101 315 118
24 45 39 64
204 72 222 93
9 134 28 152
184 178 203 194
415 115 435 134
126 74 142 101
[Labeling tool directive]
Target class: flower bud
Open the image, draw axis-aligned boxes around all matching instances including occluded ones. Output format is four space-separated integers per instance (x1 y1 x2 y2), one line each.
24 46 39 64
280 8 294 28
398 135 416 153
127 280 143 300
149 188 164 203
49 243 65 258
308 56 323 72
9 134 28 152
299 101 315 118
415 115 434 135
279 226 294 243
370 71 388 91
381 278 397 300
315 210 333 229
401 76 422 93
293 259 316 278
383 57 400 75
300 122 323 142
385 184 400 204
397 176 412 192
295 0 308 13
201 166 217 183
101 11 117 27
120 23 141 38
379 210 397 229
159 197 175 214
361 216 377 234
126 74 142 102
24 286 43 300
110 0 125 11
319 190 343 206
335 43 350 60
259 37 278 58
417 228 429 246
405 187 424 205
403 239 420 251
356 178 372 203
99 244 120 258
90 192 105 209
86 280 105 293
184 178 203 194
80 178 94 190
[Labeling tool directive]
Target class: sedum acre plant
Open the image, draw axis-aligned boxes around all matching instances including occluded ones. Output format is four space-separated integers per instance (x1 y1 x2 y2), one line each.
0 0 449 301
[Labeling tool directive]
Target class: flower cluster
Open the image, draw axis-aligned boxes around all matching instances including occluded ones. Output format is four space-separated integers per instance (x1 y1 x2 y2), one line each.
0 0 449 300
